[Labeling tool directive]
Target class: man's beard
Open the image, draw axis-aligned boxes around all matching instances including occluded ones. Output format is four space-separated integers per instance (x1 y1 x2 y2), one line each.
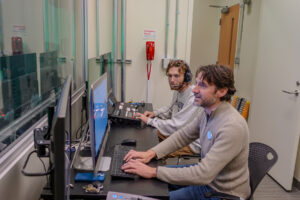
193 94 217 108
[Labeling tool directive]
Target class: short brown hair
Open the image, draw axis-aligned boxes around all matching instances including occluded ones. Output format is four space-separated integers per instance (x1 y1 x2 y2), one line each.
166 59 189 76
196 64 236 101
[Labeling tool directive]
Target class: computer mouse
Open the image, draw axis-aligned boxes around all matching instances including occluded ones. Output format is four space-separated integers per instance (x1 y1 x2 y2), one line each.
121 138 136 146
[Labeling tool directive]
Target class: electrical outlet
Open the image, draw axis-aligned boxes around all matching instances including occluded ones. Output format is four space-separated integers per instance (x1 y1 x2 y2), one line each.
162 58 170 69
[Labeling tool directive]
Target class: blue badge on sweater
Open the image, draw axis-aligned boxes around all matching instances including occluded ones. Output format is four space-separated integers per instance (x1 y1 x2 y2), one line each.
207 131 212 140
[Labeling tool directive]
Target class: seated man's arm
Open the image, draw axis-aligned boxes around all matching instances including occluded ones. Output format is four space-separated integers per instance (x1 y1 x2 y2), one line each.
147 97 202 136
155 120 249 186
153 106 172 119
151 114 202 158
153 94 177 119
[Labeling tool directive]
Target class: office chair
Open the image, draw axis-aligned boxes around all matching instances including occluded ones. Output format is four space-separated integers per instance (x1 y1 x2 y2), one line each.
176 153 201 165
204 142 278 200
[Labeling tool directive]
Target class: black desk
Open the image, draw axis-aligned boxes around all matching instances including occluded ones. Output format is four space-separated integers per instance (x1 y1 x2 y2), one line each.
41 124 169 199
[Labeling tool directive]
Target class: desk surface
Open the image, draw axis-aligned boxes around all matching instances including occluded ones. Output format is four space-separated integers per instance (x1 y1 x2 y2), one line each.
41 124 169 199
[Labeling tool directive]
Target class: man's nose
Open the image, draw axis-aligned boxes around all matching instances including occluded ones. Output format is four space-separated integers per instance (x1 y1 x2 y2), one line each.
193 85 199 93
170 76 176 82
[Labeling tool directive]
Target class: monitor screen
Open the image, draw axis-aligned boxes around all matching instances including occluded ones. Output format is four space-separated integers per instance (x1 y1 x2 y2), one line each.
49 75 72 200
89 73 108 173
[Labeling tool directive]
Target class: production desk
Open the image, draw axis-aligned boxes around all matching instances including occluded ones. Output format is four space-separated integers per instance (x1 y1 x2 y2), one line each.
41 124 169 199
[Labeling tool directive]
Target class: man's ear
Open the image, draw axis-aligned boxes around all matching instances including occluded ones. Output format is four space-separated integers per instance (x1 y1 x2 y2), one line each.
216 88 228 98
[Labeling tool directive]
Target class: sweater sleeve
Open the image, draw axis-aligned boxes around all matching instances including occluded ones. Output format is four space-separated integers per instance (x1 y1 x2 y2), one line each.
153 106 172 119
153 93 177 119
147 96 201 136
151 114 201 158
156 121 246 185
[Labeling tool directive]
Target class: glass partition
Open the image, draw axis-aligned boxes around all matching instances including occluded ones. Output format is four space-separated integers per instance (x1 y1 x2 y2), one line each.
88 53 112 98
87 0 113 98
0 0 84 154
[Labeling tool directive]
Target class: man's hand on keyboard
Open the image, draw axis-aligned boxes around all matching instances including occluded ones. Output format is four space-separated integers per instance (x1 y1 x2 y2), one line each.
121 159 157 178
123 149 156 163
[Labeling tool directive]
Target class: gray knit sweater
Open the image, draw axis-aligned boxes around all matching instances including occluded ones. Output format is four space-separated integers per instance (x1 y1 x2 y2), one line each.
151 102 250 199
147 85 203 153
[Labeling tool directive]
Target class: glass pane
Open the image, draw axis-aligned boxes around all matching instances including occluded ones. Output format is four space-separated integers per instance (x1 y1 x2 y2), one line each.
43 0 77 90
0 0 84 153
88 53 112 99
88 57 101 96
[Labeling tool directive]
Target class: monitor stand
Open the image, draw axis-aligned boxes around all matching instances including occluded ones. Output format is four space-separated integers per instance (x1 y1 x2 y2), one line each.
97 156 111 171
71 124 111 172
72 155 111 172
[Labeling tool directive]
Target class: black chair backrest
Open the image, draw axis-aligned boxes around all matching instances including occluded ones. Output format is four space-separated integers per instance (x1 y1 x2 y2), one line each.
248 142 278 199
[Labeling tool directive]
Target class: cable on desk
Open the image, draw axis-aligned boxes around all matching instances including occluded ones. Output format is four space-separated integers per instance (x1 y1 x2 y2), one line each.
75 107 87 139
38 156 49 186
21 150 54 177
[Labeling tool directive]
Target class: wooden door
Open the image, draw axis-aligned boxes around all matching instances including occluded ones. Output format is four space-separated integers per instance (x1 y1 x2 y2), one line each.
217 4 239 70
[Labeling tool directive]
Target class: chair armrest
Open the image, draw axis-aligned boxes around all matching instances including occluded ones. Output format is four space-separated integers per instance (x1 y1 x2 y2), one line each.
179 154 201 159
204 191 241 200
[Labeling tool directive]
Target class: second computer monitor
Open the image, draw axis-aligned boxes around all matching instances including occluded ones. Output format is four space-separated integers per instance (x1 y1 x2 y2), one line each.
89 73 110 175
49 75 72 200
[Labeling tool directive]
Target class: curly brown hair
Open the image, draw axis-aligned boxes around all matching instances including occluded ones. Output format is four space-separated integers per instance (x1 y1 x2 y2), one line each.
166 59 189 76
195 64 236 101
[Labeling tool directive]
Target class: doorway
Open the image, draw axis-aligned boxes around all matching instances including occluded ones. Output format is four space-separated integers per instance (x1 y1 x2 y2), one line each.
217 4 239 70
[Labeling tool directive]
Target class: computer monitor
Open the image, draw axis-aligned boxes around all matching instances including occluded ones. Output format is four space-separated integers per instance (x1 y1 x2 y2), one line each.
49 75 72 200
90 72 111 175
72 73 111 175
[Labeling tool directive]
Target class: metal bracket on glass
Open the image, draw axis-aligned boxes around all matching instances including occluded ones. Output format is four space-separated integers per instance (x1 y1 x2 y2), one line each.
57 57 67 63
96 58 104 63
116 59 132 64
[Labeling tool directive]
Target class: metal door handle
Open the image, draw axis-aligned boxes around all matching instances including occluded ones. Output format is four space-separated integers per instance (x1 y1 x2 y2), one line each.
281 90 299 96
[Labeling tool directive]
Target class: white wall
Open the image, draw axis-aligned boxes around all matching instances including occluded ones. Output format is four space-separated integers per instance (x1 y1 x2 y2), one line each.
99 0 113 55
125 0 194 109
233 1 261 100
88 0 97 59
89 0 113 57
190 0 219 78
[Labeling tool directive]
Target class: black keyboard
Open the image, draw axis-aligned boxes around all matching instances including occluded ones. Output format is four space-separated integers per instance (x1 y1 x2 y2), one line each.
110 145 136 179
